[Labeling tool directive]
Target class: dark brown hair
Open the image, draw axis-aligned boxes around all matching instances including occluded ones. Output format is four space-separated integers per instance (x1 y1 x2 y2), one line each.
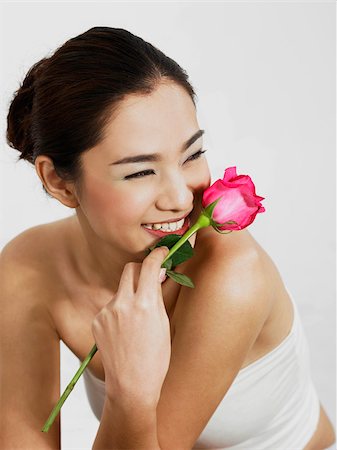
6 26 197 192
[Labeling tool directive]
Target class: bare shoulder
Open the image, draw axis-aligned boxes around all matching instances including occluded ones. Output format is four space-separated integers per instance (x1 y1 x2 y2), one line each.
170 227 279 356
0 216 74 321
171 227 276 345
186 226 277 305
1 216 73 266
195 225 273 269
0 219 69 326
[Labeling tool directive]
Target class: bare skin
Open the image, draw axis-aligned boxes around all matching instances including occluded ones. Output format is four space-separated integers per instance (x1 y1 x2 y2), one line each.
16 214 336 449
2 80 335 448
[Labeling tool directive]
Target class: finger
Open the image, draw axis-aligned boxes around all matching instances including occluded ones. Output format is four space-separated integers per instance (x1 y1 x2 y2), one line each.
159 268 167 283
116 262 141 298
137 246 169 298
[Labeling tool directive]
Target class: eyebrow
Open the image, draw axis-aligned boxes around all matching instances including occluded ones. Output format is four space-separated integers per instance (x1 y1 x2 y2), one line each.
110 129 205 165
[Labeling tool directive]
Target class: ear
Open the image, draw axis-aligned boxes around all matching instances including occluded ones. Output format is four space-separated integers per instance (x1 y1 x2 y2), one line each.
34 155 80 208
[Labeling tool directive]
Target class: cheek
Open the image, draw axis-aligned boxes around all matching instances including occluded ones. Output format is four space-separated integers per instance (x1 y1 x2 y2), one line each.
193 163 211 191
82 178 119 216
80 177 150 225
191 165 212 210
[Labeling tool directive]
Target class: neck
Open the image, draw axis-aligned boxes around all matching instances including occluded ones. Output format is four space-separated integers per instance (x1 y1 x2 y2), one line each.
68 213 143 294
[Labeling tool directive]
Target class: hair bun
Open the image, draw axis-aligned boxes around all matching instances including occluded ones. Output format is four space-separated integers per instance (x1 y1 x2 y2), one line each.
6 58 49 163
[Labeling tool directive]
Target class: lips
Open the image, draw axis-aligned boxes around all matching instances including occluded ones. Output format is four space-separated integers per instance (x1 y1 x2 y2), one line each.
142 214 191 237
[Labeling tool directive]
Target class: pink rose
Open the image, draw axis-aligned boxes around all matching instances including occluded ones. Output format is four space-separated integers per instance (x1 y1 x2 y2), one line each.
202 166 265 232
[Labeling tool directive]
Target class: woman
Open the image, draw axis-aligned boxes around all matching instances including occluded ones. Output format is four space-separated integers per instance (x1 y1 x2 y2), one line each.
1 26 335 449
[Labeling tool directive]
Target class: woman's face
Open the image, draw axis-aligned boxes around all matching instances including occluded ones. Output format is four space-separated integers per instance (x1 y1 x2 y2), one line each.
76 81 211 256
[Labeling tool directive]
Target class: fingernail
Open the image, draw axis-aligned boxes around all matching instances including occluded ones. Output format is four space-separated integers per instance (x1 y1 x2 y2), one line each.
159 268 167 283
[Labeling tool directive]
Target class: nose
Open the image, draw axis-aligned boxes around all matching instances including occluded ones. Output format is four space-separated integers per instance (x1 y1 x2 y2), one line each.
155 171 194 213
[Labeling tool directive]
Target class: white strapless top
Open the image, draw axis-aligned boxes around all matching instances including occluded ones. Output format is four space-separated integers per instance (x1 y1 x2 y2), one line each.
81 288 320 449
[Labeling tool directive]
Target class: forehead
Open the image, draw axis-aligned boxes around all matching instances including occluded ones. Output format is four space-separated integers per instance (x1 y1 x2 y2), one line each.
101 81 199 151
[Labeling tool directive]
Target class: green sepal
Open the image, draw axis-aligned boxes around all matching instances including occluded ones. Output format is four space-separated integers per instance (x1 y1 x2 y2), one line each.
213 219 238 233
213 228 233 234
213 219 238 227
201 196 222 220
212 220 238 234
166 270 195 288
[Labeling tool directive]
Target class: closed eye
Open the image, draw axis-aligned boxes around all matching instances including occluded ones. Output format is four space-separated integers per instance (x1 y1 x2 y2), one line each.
124 149 207 180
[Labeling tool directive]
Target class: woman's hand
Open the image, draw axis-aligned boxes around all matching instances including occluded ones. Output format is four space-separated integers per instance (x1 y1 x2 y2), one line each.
91 246 171 408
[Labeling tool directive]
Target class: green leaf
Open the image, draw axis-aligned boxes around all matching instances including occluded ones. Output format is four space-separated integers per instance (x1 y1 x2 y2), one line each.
146 234 179 253
166 270 195 288
156 235 194 266
145 235 194 269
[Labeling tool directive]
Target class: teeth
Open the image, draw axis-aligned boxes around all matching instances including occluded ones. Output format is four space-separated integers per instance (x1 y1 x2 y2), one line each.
170 222 177 231
143 217 185 232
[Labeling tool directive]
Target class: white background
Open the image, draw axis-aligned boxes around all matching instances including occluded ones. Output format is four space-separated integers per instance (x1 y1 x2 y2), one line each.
0 2 335 449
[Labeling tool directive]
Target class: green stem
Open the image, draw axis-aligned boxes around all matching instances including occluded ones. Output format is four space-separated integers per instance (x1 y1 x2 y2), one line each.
161 213 210 265
41 344 98 433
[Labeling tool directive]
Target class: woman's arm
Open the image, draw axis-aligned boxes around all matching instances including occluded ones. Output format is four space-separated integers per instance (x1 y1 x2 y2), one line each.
92 399 160 449
0 239 61 449
155 240 273 449
90 247 171 450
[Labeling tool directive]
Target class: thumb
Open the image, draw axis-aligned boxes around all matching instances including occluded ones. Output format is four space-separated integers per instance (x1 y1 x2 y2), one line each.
160 245 170 258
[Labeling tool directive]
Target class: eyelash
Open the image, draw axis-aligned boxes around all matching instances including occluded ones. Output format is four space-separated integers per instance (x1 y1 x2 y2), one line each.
124 149 207 180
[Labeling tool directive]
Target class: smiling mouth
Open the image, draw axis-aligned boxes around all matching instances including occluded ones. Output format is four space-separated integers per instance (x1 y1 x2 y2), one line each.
141 214 191 236
142 209 193 231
